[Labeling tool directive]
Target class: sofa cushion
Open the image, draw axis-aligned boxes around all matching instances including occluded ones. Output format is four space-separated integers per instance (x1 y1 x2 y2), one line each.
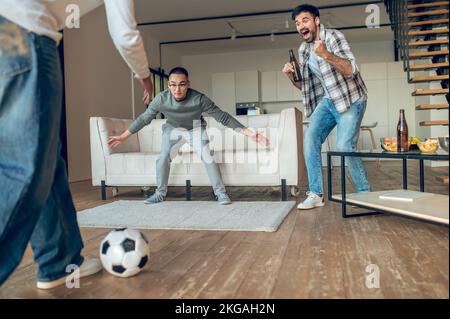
137 119 166 153
105 152 186 176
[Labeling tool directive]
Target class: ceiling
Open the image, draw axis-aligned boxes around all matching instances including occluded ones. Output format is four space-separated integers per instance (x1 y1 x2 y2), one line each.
134 0 393 55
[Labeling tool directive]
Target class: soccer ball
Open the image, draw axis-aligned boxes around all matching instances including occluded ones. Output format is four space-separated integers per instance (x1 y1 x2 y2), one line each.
99 228 150 278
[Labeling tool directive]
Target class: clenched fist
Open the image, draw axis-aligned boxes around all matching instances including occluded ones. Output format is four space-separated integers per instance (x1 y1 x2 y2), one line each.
313 32 328 58
314 40 328 58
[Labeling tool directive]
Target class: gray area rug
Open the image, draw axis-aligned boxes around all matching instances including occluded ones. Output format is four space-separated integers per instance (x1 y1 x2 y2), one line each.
77 200 296 232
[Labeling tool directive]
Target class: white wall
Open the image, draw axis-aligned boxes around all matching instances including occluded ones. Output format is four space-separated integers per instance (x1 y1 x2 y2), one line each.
359 61 417 149
64 6 132 182
64 5 182 182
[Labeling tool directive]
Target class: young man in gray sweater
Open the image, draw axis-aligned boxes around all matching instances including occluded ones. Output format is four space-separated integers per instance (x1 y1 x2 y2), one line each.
108 67 269 205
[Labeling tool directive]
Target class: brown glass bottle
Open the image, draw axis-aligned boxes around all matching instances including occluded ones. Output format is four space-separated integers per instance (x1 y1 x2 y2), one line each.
397 109 409 152
289 49 301 82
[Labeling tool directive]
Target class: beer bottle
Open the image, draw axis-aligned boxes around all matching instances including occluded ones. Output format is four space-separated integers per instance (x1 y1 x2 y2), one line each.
289 49 301 82
397 109 409 152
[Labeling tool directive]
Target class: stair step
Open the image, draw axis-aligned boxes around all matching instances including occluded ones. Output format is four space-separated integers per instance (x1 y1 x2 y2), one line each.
409 50 449 58
408 9 449 18
436 176 449 184
412 88 449 96
409 39 449 47
419 120 449 125
416 103 449 110
408 18 449 27
408 28 449 36
410 75 449 82
409 62 449 70
408 1 449 9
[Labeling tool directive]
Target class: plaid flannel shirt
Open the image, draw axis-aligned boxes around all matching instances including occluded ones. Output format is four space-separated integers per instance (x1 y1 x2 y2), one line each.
298 25 368 118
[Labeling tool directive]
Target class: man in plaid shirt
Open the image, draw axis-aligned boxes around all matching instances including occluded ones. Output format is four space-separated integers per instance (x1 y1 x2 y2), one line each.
283 4 371 210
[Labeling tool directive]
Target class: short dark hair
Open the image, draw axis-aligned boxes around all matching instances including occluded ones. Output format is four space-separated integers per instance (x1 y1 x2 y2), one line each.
169 67 189 78
291 4 320 20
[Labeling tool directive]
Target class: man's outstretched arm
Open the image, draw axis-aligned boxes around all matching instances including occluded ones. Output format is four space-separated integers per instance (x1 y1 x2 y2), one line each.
108 97 160 148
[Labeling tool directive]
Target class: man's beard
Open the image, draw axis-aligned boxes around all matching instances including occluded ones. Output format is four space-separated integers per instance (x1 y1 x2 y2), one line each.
306 28 317 43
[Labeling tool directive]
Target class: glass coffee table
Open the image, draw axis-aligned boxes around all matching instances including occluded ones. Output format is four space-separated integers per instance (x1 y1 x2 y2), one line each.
326 150 449 226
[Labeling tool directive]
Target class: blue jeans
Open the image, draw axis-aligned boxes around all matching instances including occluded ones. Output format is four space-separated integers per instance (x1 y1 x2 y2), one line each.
304 98 371 195
0 17 84 285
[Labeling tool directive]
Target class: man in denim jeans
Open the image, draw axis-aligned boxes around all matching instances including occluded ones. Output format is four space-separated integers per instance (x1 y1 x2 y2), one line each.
0 0 153 289
282 4 371 209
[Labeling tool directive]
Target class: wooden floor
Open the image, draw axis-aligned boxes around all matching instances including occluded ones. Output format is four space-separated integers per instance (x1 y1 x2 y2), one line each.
1 162 448 298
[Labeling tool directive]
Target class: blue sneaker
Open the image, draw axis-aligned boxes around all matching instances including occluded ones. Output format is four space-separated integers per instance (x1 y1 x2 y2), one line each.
144 192 165 204
216 192 232 205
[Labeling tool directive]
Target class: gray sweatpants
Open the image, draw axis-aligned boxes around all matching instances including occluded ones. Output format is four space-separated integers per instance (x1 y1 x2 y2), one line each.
155 124 226 196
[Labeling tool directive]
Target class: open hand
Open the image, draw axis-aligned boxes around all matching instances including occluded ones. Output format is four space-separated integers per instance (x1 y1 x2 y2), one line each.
108 136 124 149
251 132 270 147
142 90 152 105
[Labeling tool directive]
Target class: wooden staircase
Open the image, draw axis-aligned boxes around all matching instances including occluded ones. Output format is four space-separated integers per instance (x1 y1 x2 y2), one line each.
406 1 449 125
386 0 449 184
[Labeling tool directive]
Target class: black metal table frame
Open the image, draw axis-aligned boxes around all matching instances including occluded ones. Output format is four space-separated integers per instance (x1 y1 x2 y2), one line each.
326 151 449 219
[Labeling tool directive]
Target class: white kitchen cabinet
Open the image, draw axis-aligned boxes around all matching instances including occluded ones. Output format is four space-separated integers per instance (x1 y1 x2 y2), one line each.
387 78 416 137
261 71 277 102
291 82 302 102
261 71 301 102
214 70 301 109
212 72 236 115
235 70 260 102
277 71 294 101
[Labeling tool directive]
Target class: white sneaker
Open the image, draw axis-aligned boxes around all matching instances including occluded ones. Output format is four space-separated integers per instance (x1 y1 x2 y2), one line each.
297 192 325 210
36 257 102 290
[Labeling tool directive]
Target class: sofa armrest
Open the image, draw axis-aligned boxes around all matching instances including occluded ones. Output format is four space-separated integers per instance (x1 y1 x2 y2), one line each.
278 108 306 186
90 117 107 186
89 117 140 186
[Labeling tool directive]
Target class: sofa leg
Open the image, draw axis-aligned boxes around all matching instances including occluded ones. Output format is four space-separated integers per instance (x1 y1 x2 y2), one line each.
281 179 287 201
101 180 106 200
185 180 191 201
141 186 150 197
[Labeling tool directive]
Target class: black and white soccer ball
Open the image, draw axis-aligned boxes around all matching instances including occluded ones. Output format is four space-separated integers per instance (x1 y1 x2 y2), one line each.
99 228 150 278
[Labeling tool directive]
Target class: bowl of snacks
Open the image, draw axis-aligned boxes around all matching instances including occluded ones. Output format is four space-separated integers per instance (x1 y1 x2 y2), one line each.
409 136 421 150
417 138 439 153
438 137 449 153
380 137 399 152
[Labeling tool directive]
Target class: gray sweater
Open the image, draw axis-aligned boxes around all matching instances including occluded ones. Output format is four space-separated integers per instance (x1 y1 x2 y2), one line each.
128 89 245 134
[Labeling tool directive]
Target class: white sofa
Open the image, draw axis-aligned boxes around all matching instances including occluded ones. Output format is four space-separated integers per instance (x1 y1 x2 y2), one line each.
89 108 305 200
